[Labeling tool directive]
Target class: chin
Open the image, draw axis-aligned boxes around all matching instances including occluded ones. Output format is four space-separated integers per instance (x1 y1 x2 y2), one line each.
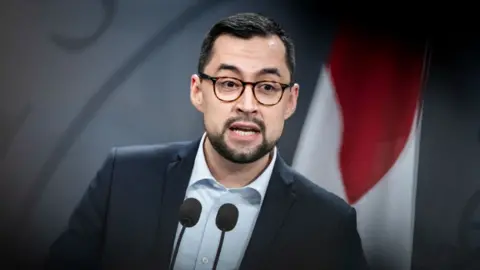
230 145 272 163
226 152 264 164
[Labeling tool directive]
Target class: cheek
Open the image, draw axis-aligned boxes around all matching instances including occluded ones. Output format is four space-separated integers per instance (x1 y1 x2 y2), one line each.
264 113 285 139
204 110 220 132
203 100 229 132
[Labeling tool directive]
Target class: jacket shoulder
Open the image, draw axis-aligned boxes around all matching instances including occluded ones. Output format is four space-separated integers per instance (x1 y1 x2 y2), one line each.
112 140 193 162
289 168 353 216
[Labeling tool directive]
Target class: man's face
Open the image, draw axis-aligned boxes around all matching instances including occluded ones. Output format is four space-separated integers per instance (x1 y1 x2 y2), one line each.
191 34 299 164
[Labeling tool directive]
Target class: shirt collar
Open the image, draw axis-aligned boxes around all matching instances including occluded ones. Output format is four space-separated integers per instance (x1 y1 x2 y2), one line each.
188 133 277 202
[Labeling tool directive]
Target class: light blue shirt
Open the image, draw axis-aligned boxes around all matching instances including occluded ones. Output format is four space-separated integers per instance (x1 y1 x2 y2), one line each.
172 133 277 270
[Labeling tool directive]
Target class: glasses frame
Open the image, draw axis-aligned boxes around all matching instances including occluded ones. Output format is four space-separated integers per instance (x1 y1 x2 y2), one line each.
198 72 293 106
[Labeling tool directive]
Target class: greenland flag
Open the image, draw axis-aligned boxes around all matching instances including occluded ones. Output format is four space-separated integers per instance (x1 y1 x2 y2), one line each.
293 28 428 269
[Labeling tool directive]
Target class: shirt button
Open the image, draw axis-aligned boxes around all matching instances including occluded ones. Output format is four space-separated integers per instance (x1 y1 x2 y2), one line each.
201 257 209 264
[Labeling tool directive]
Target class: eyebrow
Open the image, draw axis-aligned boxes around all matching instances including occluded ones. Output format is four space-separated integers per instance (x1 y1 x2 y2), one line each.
215 63 282 78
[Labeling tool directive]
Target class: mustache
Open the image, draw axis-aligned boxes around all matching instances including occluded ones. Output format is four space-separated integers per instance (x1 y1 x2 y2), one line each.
224 116 265 133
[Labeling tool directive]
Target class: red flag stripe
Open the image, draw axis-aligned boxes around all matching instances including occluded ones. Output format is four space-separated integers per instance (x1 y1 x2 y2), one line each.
328 28 425 204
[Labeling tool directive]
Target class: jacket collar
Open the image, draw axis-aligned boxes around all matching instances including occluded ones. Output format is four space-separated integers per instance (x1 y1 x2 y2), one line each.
153 137 297 269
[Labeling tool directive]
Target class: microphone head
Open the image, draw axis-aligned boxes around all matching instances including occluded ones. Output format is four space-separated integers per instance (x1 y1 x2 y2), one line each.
215 203 239 232
179 198 202 227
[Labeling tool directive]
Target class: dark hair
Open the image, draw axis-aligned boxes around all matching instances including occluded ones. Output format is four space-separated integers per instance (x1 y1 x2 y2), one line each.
198 12 296 80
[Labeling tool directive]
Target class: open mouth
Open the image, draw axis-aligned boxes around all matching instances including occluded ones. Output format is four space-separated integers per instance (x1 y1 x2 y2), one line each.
228 122 261 136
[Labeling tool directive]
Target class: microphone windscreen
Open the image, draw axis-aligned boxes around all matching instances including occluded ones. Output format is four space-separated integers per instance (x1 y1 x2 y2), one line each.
215 203 239 232
179 197 202 227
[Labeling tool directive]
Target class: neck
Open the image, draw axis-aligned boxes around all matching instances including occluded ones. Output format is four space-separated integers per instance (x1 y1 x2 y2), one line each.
203 137 272 188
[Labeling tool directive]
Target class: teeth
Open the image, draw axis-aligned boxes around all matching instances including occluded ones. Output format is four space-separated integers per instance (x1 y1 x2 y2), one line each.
233 129 256 136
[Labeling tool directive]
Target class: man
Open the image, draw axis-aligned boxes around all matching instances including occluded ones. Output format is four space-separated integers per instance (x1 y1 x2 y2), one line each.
46 12 368 270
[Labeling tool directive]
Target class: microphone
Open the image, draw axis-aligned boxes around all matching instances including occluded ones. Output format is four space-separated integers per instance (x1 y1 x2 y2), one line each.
212 203 239 270
169 197 202 270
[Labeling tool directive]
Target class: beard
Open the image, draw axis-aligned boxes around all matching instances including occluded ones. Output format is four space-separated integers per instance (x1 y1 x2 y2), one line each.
206 116 277 164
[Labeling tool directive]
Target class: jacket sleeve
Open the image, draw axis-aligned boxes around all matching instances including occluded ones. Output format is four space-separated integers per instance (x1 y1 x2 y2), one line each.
45 148 116 270
343 207 370 270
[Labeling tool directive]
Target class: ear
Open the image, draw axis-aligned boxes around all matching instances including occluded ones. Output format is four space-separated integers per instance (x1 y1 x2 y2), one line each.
190 74 204 112
284 83 299 120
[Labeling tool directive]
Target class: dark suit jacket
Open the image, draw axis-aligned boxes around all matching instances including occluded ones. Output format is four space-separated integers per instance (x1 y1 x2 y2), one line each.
46 139 369 270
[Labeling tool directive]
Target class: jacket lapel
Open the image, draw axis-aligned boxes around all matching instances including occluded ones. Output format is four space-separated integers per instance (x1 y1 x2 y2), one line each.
239 156 297 270
151 139 200 269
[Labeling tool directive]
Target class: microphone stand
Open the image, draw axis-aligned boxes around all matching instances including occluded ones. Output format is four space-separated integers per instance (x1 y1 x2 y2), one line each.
169 226 186 270
212 231 226 270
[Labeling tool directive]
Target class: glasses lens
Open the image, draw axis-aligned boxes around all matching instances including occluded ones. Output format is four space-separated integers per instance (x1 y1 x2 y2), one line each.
215 77 243 101
254 82 283 105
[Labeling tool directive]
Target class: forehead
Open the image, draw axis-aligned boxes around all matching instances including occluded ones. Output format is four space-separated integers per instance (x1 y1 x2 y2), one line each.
206 34 289 78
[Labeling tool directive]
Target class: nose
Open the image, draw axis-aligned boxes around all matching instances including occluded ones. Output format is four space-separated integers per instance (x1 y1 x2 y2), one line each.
235 85 258 114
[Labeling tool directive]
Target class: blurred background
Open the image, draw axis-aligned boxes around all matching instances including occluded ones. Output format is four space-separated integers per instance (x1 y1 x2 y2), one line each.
0 0 479 269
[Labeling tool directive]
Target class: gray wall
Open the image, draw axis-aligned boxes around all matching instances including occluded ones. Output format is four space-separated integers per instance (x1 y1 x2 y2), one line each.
412 37 480 269
0 0 332 267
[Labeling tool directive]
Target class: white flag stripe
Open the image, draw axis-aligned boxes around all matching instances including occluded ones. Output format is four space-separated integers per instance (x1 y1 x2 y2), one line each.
354 109 420 269
292 66 346 199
